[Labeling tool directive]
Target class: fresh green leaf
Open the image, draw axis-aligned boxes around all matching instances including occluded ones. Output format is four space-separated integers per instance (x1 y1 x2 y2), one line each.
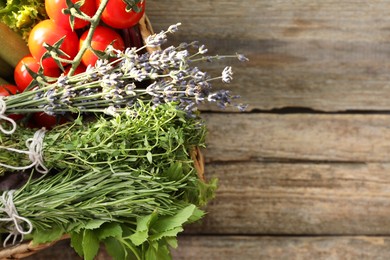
150 226 183 241
96 222 122 240
70 231 84 257
84 219 106 230
187 207 205 224
145 241 172 260
152 204 197 233
32 225 64 245
156 244 173 260
103 237 126 260
165 237 178 249
128 212 156 246
166 162 183 181
82 229 100 260
68 222 84 233
144 135 149 147
146 151 153 164
145 241 158 260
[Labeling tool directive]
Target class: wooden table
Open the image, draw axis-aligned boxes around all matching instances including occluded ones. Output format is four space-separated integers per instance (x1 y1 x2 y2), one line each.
27 0 390 259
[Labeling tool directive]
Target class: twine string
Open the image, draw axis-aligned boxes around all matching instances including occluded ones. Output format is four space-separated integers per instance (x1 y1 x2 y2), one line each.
0 190 33 247
25 129 48 174
0 98 16 135
0 128 48 174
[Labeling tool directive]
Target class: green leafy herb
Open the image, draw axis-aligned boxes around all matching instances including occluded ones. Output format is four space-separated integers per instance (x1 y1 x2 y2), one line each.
0 0 47 40
82 230 100 260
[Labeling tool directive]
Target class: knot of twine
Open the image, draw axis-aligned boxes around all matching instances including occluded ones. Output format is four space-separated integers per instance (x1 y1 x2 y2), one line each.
0 98 16 135
0 190 33 247
0 128 48 174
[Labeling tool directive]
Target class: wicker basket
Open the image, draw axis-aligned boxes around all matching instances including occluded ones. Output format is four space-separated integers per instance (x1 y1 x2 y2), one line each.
0 14 205 259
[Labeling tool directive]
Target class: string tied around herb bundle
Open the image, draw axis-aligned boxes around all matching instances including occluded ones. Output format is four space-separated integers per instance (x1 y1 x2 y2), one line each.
0 128 48 174
0 190 33 247
0 98 17 135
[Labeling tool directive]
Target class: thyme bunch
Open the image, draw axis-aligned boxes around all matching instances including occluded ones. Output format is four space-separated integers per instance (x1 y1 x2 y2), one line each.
0 101 205 175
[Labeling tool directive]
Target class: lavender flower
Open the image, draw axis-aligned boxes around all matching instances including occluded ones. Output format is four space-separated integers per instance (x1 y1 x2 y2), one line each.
222 66 233 83
236 53 249 62
104 106 118 116
145 31 167 47
4 23 247 118
167 23 181 33
198 45 208 54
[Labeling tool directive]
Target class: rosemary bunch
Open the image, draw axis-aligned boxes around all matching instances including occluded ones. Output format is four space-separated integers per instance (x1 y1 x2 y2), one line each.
0 163 215 259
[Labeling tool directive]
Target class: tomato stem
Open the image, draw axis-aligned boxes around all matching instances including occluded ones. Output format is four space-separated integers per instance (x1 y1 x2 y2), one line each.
67 0 110 76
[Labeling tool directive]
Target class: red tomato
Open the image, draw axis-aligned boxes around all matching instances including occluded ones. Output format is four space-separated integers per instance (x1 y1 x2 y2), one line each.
45 0 96 30
14 55 61 92
32 112 58 129
0 84 23 121
79 26 125 67
0 84 18 96
64 63 87 75
28 19 79 69
97 0 145 29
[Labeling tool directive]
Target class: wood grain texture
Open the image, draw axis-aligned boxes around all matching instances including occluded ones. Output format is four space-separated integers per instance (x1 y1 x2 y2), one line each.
187 162 390 235
172 235 390 260
26 235 390 260
20 1 390 259
147 0 390 112
203 113 390 163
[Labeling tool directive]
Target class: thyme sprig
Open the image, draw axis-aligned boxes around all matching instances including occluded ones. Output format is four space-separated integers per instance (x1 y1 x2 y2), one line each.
0 101 205 176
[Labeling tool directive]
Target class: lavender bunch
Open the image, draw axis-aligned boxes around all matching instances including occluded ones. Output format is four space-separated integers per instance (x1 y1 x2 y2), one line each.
1 23 246 130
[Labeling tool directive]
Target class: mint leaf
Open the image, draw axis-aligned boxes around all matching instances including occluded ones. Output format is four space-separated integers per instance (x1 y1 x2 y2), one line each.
84 219 106 230
165 237 178 249
188 207 205 224
128 212 157 246
103 237 126 260
152 204 197 233
156 244 172 260
145 241 172 260
150 226 183 241
82 229 100 260
70 231 84 257
145 241 158 260
96 222 122 240
32 225 64 245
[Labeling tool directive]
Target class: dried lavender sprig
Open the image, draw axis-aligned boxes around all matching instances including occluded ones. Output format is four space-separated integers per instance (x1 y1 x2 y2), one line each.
2 24 247 118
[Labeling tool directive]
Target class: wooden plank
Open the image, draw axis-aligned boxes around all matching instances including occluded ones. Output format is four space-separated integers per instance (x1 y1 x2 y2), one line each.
26 236 390 259
203 113 390 163
147 1 390 111
187 162 390 235
171 235 390 260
